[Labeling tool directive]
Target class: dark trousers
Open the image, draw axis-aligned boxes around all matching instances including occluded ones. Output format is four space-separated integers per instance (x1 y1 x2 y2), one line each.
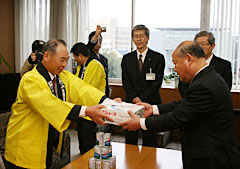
5 160 26 169
77 118 97 154
125 129 158 147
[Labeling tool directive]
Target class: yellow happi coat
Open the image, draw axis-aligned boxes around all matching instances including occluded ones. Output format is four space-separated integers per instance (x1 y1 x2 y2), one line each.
5 67 105 169
75 59 106 121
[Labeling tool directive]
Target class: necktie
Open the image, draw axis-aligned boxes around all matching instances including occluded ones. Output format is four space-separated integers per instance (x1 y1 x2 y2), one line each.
52 77 56 94
138 54 143 71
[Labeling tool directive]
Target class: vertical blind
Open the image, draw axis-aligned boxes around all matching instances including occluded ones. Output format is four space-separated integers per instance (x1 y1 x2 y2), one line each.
210 0 240 90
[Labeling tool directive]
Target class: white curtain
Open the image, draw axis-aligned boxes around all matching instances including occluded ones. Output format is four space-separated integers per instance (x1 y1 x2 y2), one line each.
14 0 50 72
15 0 89 72
50 0 89 70
210 0 240 90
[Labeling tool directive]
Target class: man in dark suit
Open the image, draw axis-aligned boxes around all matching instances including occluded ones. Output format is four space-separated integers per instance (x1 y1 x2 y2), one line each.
87 26 110 97
121 25 165 147
119 41 240 169
178 31 232 97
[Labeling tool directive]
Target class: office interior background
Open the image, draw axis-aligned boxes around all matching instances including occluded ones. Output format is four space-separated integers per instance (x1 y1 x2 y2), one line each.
1 0 240 90
1 0 240 154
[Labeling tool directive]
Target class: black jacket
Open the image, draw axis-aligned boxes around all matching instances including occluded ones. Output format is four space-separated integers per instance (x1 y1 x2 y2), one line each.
146 66 240 169
121 49 165 104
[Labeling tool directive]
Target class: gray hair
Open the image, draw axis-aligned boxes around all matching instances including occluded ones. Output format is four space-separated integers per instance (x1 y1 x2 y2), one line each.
194 31 215 46
132 25 150 37
43 39 67 54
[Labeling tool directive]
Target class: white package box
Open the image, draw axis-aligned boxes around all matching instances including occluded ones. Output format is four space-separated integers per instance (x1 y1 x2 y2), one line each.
101 101 144 125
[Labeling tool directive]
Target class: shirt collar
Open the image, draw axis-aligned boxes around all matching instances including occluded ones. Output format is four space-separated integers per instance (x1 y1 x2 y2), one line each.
137 47 148 62
206 54 213 65
48 72 56 81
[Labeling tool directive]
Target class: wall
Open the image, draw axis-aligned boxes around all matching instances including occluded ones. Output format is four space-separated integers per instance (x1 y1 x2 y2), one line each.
0 0 15 73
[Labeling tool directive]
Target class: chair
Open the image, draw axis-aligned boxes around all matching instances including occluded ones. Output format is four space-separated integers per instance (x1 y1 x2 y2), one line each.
0 154 5 169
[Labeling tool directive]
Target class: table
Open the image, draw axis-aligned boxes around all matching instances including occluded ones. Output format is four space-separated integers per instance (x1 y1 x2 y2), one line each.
62 142 183 169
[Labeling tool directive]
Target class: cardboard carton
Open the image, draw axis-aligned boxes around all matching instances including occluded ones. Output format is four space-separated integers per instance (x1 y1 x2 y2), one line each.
101 101 144 125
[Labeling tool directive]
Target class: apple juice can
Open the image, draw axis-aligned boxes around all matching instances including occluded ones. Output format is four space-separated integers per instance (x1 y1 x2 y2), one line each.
88 157 95 169
107 145 112 158
95 159 102 169
96 132 104 146
109 156 116 169
102 159 111 169
94 145 101 159
104 133 111 146
101 146 109 160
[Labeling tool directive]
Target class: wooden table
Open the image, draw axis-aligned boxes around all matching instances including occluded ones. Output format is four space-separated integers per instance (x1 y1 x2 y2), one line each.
62 142 183 169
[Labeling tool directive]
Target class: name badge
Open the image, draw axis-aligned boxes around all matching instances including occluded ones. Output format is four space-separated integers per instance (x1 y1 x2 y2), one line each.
146 73 156 80
146 68 155 80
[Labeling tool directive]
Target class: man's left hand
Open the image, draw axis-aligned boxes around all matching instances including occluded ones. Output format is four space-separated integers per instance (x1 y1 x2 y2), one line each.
118 111 141 131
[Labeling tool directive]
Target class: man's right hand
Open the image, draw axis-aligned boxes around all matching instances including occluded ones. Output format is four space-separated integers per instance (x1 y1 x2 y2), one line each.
85 105 114 125
92 25 102 41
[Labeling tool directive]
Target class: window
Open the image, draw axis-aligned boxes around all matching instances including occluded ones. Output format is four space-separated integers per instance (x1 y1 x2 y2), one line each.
134 0 201 87
88 0 132 79
16 0 240 91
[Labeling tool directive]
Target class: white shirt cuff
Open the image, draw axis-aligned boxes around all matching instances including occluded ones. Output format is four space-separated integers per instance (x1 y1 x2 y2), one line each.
79 106 87 117
140 118 147 130
153 105 159 115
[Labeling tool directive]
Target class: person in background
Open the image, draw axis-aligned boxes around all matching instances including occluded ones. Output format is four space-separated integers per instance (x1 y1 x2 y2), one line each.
87 26 110 97
119 41 240 169
121 24 165 147
178 31 232 97
5 39 113 169
71 42 106 154
20 40 46 77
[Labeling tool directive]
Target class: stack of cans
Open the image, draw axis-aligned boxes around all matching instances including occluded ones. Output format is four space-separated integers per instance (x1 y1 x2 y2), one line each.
88 132 116 169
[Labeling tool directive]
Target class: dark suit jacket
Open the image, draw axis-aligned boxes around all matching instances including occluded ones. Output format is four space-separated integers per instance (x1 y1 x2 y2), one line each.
87 41 110 97
178 54 232 97
146 66 240 169
121 49 165 104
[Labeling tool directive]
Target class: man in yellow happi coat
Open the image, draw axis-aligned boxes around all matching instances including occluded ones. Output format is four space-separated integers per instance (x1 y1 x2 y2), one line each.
4 39 113 169
71 42 106 155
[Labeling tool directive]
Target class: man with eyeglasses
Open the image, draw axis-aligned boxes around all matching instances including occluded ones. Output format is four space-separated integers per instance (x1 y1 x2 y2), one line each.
121 25 165 147
178 31 232 97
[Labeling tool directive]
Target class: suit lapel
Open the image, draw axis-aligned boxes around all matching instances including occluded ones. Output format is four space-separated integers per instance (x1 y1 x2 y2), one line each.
131 51 141 74
209 54 217 69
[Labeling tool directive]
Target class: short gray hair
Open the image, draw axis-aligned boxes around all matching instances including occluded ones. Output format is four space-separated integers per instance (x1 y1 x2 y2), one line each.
132 25 150 37
194 31 215 46
43 39 67 54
